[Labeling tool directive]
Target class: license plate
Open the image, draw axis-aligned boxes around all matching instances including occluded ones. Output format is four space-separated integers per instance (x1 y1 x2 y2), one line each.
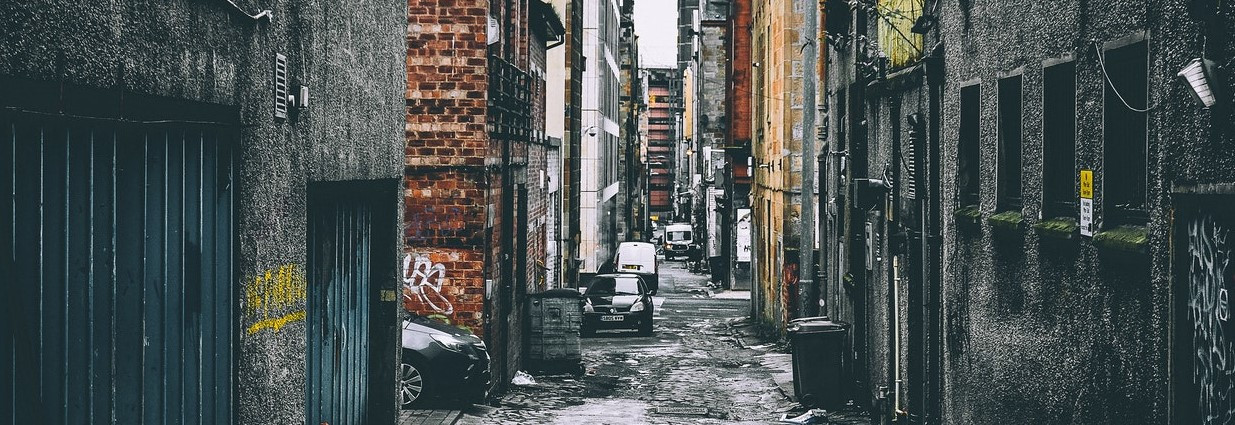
622 265 640 270
600 315 624 322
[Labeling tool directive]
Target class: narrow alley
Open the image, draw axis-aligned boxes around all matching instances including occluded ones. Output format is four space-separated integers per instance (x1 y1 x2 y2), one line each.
7 0 1235 424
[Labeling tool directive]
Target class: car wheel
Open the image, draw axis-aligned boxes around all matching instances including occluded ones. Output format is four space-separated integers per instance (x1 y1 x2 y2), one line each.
399 359 428 408
581 326 596 338
639 317 653 336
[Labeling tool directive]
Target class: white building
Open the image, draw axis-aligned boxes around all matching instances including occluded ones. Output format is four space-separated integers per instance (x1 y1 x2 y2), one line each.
579 0 622 275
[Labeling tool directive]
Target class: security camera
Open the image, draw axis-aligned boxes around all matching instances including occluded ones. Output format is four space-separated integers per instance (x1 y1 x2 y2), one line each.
587 127 598 137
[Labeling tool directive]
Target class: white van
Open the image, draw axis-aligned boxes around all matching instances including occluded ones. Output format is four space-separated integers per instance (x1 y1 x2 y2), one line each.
614 241 659 294
663 223 693 260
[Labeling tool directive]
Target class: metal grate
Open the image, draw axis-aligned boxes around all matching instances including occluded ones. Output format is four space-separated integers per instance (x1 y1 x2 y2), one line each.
274 53 288 120
654 406 709 416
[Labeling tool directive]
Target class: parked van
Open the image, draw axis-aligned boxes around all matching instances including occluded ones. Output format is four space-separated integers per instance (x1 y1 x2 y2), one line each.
663 224 693 260
614 241 659 294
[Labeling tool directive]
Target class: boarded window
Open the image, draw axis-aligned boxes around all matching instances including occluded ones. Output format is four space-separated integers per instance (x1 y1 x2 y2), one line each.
1043 61 1077 218
1102 40 1149 225
997 75 1023 210
957 84 981 207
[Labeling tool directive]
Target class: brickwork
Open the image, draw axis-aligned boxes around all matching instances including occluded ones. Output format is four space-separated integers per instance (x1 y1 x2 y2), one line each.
404 0 492 334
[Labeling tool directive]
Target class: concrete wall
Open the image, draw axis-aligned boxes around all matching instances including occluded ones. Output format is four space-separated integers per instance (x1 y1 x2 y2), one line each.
1 0 407 422
818 0 1235 422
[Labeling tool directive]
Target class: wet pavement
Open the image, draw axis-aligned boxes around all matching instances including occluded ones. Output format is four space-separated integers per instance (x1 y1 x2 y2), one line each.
452 260 829 424
402 259 874 424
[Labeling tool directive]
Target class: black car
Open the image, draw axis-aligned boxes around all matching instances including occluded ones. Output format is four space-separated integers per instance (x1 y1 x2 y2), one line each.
581 273 655 336
400 313 491 408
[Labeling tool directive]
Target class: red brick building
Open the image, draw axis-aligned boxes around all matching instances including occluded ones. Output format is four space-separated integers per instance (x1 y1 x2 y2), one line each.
404 0 564 389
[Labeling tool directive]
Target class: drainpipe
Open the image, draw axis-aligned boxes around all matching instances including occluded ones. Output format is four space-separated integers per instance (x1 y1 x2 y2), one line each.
798 0 819 319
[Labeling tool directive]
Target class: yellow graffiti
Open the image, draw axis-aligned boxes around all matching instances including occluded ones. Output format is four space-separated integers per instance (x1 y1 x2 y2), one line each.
244 264 308 334
877 0 924 69
248 311 307 335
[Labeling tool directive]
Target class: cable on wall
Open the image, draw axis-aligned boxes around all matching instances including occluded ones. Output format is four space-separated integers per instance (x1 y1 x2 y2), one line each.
223 0 273 22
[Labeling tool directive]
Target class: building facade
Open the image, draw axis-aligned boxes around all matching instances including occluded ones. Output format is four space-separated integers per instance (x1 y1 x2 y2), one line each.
812 0 1235 423
750 0 808 332
646 68 679 225
619 0 649 243
2 0 407 423
404 0 563 393
579 0 623 276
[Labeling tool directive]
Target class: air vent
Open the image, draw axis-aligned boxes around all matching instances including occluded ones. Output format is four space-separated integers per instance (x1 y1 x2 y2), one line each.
274 53 288 120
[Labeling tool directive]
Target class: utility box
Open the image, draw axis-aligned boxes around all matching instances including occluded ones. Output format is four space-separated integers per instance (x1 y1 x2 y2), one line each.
527 289 584 372
788 316 851 409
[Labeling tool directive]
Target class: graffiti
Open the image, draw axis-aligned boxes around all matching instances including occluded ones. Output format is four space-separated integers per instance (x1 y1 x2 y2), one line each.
1188 214 1235 422
244 264 308 334
402 253 454 315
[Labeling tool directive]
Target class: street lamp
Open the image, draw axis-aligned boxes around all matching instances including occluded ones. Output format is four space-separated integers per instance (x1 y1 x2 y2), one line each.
1178 58 1220 108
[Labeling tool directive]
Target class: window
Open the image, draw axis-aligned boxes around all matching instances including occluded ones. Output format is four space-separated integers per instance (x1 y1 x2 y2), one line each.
1042 61 1076 218
997 75 1023 210
957 84 980 207
1102 40 1148 225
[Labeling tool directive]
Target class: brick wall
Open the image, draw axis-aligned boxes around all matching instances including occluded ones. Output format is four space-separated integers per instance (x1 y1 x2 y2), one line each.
404 0 491 334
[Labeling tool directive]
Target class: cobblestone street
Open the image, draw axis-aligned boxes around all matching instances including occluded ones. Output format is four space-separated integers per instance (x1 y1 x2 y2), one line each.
454 261 800 424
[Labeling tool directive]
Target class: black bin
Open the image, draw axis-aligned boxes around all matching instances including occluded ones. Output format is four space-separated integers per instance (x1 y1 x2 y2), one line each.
787 316 850 409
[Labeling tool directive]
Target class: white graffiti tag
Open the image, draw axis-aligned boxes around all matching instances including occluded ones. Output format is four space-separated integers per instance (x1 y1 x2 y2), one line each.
402 253 454 315
1189 214 1235 423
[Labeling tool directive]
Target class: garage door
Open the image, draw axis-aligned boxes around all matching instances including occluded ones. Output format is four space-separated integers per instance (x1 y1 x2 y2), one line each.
1 109 236 424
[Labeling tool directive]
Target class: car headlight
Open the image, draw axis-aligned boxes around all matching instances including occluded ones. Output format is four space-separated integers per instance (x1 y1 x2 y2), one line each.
630 302 645 312
430 333 467 352
584 302 594 313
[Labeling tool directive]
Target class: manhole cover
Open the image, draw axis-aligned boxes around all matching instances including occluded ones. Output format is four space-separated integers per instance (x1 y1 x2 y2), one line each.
654 406 709 416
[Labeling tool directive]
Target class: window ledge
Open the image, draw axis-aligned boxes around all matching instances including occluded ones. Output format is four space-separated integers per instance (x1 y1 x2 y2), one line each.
954 205 982 231
987 210 1024 233
1032 217 1078 240
1093 225 1149 254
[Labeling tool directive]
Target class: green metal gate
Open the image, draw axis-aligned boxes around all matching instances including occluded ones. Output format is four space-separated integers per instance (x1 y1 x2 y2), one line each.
305 181 397 425
1 108 236 424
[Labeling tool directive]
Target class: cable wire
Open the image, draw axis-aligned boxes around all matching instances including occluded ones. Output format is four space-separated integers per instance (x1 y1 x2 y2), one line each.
1093 42 1156 113
223 0 272 22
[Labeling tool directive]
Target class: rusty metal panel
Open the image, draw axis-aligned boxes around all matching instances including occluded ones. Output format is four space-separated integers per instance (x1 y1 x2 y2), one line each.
1 109 235 424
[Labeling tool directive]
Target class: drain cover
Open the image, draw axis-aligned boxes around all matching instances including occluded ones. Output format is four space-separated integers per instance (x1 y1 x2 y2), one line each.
654 406 709 416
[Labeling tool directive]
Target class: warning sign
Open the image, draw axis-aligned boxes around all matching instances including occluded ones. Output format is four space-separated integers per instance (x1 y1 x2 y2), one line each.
1080 169 1093 199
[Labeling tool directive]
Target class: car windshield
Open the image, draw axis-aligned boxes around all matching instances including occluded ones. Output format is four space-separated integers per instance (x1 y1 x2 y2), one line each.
587 277 642 295
668 231 691 241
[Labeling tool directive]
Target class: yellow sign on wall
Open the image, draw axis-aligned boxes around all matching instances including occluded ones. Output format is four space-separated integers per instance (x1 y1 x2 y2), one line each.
877 0 924 69
1080 169 1093 199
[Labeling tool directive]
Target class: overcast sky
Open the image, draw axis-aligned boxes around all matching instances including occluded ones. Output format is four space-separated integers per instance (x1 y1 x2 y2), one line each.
633 1 678 68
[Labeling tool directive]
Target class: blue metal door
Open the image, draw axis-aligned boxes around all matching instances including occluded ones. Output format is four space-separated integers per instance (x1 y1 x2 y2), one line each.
306 181 397 425
1 108 236 424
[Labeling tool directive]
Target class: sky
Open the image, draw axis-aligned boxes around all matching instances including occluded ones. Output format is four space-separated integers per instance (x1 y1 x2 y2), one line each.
633 0 678 68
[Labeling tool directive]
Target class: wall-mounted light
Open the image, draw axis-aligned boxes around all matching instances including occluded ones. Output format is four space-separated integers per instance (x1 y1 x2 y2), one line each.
910 15 936 34
1178 58 1220 108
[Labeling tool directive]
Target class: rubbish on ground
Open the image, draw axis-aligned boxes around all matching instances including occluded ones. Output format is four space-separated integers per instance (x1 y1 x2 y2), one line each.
778 408 829 424
511 370 537 386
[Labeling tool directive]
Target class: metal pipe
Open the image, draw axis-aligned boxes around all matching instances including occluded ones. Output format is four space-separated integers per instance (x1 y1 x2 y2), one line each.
798 0 819 319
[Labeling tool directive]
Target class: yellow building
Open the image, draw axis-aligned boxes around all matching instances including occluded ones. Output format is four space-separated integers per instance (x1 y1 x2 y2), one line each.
750 0 806 333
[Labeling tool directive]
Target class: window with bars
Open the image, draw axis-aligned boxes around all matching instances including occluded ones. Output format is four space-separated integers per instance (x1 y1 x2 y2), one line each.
1102 40 1149 225
1042 61 1076 218
957 84 980 207
997 75 1023 211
